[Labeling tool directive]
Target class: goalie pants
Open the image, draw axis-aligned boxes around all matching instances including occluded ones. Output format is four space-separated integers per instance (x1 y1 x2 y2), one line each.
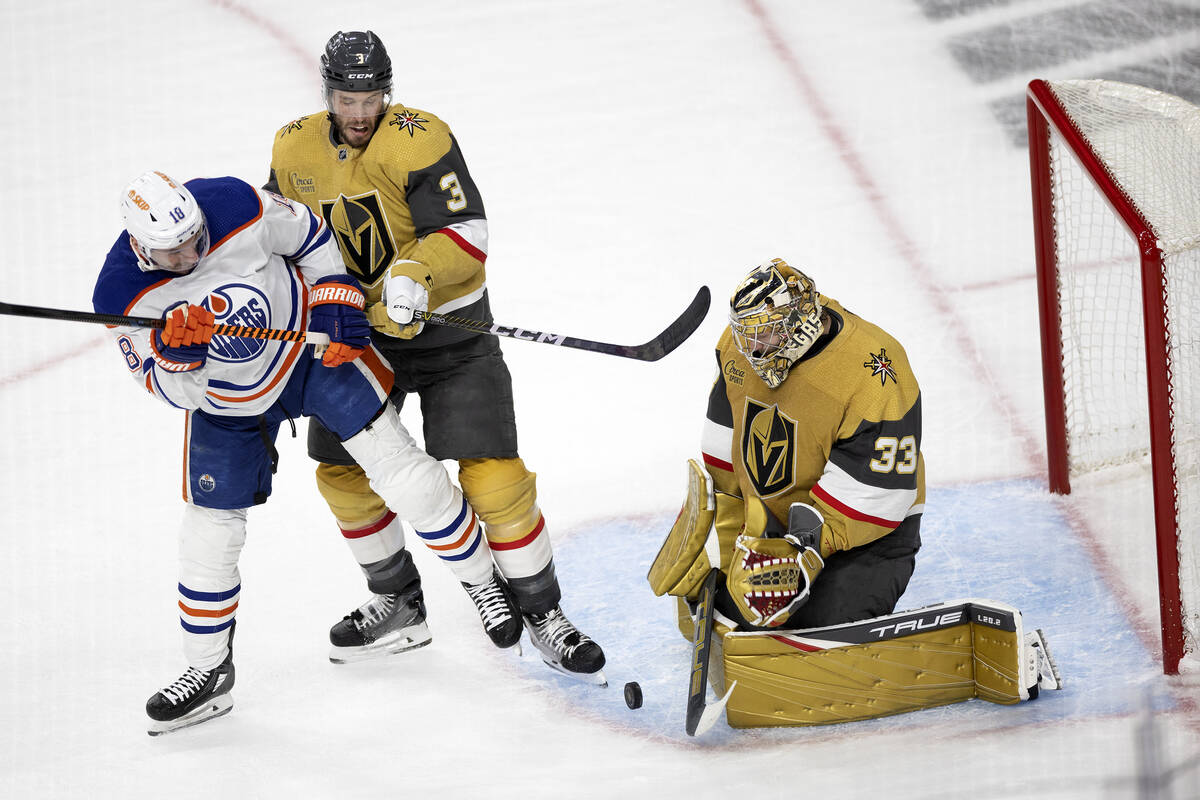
307 333 561 614
176 351 467 669
717 513 923 629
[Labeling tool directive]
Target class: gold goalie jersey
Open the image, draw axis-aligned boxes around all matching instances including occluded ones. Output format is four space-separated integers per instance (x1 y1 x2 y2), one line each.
702 295 925 560
268 105 488 349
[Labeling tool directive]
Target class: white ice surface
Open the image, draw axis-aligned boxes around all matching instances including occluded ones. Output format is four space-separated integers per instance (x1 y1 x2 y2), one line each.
2 1 1199 798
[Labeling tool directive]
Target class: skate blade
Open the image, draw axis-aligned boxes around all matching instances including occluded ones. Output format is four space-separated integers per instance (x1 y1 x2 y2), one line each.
539 658 608 687
1033 628 1063 690
147 694 233 737
329 625 432 664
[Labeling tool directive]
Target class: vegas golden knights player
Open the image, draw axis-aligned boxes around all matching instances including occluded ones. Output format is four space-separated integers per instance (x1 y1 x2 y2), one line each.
267 31 604 680
648 259 1060 726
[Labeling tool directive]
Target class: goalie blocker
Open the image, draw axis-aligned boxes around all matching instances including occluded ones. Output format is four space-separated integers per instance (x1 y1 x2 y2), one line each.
649 460 1062 728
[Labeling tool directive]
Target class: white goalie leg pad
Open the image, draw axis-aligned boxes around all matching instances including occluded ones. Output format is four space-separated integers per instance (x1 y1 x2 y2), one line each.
178 504 247 671
341 403 460 530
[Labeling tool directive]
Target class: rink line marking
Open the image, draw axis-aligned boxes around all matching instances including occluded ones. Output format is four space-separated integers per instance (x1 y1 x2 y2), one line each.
741 0 1043 477
0 335 106 391
203 0 310 69
741 0 1200 725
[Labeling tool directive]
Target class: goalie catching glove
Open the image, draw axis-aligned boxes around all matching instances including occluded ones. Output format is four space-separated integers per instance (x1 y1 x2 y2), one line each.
309 275 370 367
726 501 825 628
151 302 214 372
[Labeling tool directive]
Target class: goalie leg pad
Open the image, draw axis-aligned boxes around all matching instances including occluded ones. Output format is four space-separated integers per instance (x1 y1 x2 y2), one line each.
648 460 716 598
714 600 1059 727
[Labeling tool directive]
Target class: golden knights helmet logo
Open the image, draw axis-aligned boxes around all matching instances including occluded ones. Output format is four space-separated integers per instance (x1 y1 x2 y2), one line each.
320 191 395 286
741 400 795 496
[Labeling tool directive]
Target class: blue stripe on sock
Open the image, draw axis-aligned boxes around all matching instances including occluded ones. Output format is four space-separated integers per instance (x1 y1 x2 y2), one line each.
414 498 469 541
178 583 241 602
180 617 235 634
439 530 483 562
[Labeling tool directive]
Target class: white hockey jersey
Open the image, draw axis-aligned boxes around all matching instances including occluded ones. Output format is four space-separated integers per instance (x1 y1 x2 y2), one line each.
93 176 347 415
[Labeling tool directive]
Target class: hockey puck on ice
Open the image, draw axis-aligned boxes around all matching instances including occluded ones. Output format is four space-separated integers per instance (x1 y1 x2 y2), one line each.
623 682 643 709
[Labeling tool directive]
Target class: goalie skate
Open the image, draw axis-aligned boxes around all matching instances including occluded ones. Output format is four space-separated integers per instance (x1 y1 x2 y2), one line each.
329 591 432 664
523 606 607 686
1025 628 1063 697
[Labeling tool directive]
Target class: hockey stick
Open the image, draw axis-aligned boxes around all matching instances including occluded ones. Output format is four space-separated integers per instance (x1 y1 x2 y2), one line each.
0 300 331 345
414 285 711 362
686 568 737 736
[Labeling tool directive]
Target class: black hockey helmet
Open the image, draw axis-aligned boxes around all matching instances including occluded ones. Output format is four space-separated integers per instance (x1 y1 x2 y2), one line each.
320 30 393 94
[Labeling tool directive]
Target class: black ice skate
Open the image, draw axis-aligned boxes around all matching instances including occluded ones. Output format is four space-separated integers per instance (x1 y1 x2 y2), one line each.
523 606 607 686
463 568 522 649
329 590 432 664
146 650 235 737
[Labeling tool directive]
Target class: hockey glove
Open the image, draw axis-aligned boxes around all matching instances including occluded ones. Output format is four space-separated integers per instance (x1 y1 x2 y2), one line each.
309 275 370 367
726 500 825 628
151 302 214 372
383 262 430 339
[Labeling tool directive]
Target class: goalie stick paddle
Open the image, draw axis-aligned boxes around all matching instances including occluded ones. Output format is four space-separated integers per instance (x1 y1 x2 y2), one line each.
686 568 737 737
0 300 330 344
414 285 711 362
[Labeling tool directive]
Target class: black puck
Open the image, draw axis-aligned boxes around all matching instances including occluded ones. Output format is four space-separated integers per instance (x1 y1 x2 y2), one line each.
623 681 643 709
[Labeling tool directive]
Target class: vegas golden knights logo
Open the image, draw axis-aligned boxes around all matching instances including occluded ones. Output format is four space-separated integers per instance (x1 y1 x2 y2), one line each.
741 400 796 497
320 192 395 286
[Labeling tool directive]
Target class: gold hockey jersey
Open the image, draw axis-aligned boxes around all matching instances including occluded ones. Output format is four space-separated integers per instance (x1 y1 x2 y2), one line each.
268 105 488 348
702 296 925 560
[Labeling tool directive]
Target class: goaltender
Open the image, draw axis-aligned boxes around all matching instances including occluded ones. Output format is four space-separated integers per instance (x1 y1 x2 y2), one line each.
649 258 1060 728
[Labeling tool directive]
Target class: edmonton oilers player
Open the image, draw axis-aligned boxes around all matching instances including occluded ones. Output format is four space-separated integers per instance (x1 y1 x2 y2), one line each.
93 171 482 735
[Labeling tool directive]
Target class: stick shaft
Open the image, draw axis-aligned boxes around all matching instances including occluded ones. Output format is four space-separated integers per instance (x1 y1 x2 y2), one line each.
415 285 710 361
0 300 330 344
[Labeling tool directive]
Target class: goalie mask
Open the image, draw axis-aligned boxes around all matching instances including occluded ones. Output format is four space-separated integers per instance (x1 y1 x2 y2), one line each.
120 171 209 274
729 258 823 389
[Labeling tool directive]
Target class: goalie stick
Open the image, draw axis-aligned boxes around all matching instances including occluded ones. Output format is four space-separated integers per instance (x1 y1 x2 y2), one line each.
0 285 710 361
686 568 737 737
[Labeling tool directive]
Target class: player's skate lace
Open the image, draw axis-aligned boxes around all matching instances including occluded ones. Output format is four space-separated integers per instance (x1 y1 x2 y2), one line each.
524 606 605 674
348 593 398 632
463 568 522 648
159 667 212 706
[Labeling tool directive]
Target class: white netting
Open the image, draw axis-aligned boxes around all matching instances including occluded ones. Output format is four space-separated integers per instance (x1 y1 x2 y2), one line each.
1044 78 1200 658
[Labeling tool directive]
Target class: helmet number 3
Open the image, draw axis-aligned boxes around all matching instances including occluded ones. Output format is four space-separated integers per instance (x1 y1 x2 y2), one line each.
870 435 917 474
439 172 467 212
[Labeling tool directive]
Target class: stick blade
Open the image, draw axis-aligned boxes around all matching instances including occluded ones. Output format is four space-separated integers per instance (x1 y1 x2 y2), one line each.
632 285 711 362
692 681 737 737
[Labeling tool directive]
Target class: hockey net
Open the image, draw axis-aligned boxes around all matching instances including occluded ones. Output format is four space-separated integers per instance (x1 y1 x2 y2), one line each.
1027 78 1200 674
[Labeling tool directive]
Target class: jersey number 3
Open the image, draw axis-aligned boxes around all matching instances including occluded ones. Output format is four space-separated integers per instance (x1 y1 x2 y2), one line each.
440 172 467 212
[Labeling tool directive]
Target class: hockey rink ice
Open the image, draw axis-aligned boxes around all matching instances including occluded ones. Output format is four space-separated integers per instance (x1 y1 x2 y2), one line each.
3 1 1200 797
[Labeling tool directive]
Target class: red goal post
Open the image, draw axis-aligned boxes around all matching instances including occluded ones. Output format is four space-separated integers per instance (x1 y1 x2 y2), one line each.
1027 78 1200 675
